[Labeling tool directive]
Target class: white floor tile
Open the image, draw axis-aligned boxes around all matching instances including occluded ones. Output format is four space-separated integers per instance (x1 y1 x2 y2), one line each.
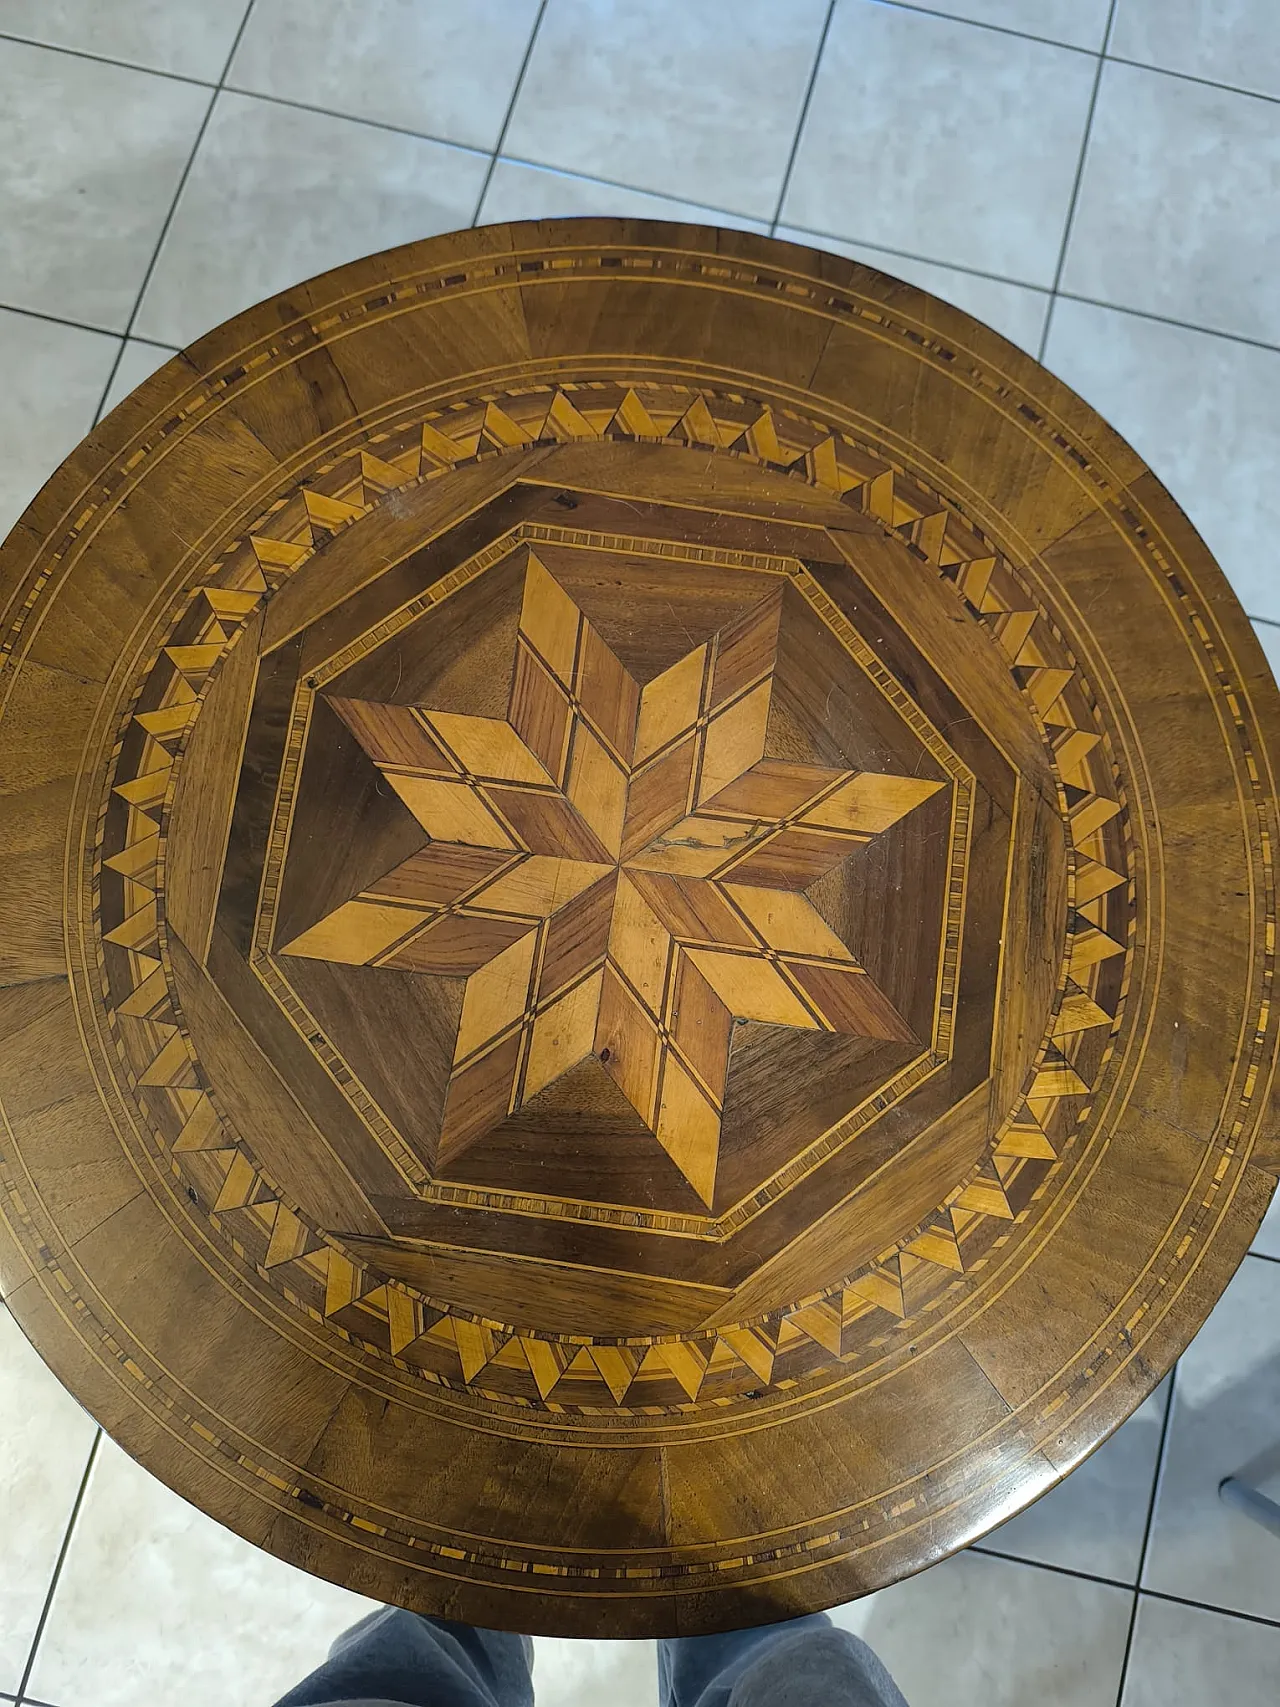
1111 0 1280 104
782 0 1096 287
915 0 1111 51
0 308 120 540
0 0 249 81
1143 1255 1280 1621
1254 621 1280 681
1251 1213 1280 1259
532 1635 657 1707
774 227 1050 355
0 38 209 332
983 1379 1170 1582
479 159 769 232
832 1549 1132 1706
27 1436 379 1707
1063 61 1280 347
1246 1148 1280 1258
100 339 180 416
134 91 488 348
503 0 829 221
1043 298 1280 625
229 0 541 152
1242 1056 1280 1258
0 1307 98 1696
1121 1595 1280 1706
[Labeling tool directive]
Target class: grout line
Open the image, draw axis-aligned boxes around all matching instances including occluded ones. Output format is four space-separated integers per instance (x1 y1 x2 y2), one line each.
1032 293 1054 361
471 0 550 226
90 332 184 424
1139 1587 1280 1634
108 332 179 355
768 0 838 236
14 1430 101 1702
1055 287 1280 357
862 0 1098 55
0 295 182 352
1036 0 1117 363
221 83 489 158
1113 1362 1178 1706
1106 52 1280 112
0 26 215 87
91 345 127 420
0 299 121 343
774 222 1050 293
969 1549 1280 1666
90 0 258 417
491 151 767 226
969 1542 1132 1593
866 0 1280 111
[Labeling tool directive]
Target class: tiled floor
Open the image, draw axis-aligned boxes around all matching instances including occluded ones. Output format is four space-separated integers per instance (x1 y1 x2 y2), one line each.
1 1 1279 1702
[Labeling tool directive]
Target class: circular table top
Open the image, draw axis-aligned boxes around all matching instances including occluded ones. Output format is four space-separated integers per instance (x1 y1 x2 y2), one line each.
2 220 1277 1637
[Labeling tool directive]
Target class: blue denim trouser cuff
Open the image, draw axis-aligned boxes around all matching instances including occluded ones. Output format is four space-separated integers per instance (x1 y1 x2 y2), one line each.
273 1606 908 1707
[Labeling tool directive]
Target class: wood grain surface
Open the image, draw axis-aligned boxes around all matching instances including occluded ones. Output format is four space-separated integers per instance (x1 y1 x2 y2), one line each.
0 219 1276 1636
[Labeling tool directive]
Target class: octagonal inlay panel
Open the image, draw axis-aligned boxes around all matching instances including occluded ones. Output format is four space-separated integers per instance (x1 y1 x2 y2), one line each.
278 551 950 1210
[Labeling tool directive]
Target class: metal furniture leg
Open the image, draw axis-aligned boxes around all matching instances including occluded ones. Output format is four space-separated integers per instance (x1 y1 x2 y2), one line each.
1219 1477 1280 1538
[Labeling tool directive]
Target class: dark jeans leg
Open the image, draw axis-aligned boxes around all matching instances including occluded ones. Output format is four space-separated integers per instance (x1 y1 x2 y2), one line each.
272 1608 535 1707
658 1614 909 1707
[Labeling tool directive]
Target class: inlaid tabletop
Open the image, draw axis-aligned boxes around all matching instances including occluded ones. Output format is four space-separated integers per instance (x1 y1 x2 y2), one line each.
1 220 1276 1637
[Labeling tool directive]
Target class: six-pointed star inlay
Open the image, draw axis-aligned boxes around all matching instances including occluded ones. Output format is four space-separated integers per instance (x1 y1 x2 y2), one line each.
281 554 945 1204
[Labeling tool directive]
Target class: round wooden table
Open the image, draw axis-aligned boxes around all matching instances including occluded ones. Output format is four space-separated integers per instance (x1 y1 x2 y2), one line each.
2 221 1276 1637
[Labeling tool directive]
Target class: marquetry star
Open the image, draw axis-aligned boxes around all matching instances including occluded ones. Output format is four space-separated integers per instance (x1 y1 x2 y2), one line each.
281 553 945 1205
